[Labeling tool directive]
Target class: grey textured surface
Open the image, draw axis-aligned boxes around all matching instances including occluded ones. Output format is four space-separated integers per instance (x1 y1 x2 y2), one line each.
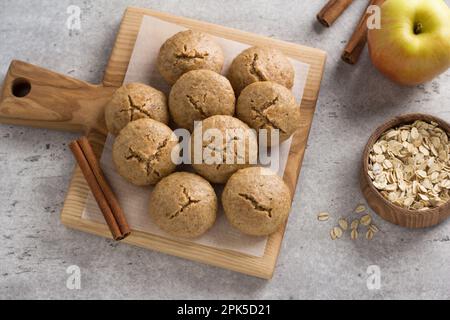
1 0 450 300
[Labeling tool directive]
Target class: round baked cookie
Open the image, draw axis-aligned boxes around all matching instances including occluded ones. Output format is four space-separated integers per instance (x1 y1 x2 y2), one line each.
169 70 236 131
105 83 169 136
228 46 295 95
236 81 300 146
112 118 179 186
157 30 224 85
222 167 291 236
190 115 258 184
149 172 217 238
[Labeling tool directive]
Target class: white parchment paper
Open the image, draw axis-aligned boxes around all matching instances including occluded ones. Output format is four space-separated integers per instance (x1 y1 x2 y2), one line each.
81 15 310 257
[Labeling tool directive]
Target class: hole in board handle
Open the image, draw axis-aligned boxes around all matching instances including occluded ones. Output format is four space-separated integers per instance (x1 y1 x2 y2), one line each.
11 78 31 98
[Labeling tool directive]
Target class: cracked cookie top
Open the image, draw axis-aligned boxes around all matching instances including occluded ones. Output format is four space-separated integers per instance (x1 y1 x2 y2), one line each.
105 83 169 136
190 115 258 184
112 118 179 186
236 81 300 146
169 70 236 131
222 167 291 236
227 46 295 95
157 30 224 85
149 172 217 238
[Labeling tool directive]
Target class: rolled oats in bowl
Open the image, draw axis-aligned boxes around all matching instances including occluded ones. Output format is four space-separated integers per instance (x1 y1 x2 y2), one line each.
368 120 450 210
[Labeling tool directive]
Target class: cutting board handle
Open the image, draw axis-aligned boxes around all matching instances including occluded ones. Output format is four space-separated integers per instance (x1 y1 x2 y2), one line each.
0 60 116 134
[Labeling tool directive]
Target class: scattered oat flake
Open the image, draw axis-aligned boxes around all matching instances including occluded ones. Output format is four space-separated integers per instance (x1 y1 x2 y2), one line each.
369 224 379 233
366 229 375 240
317 212 330 221
330 228 337 240
333 226 343 239
351 219 359 230
338 218 348 231
360 214 372 226
351 229 358 240
355 205 366 213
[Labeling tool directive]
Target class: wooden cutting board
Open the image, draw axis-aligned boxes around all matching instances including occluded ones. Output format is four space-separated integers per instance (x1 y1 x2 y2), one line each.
0 7 326 279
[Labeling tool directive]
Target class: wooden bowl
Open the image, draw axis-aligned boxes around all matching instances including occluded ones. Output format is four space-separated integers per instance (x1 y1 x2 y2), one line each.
361 113 450 228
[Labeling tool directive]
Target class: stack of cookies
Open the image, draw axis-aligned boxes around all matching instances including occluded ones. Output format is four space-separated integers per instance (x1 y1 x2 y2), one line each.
104 29 302 239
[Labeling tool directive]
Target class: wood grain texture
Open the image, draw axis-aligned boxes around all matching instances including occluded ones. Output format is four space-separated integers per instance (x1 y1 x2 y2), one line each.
0 60 115 133
1 7 326 279
361 113 450 228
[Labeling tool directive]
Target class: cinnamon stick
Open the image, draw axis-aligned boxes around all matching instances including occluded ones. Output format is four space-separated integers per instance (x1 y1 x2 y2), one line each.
342 0 385 64
70 137 130 241
317 0 354 27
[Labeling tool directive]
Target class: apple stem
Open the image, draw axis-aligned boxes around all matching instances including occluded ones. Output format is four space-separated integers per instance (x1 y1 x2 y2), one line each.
414 22 423 35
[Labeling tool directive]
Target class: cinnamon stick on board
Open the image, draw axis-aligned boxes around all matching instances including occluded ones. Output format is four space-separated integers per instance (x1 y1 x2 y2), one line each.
342 0 385 64
317 0 354 27
70 137 130 241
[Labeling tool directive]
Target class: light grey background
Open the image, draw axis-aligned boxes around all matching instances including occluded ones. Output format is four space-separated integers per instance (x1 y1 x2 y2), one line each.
0 0 449 300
